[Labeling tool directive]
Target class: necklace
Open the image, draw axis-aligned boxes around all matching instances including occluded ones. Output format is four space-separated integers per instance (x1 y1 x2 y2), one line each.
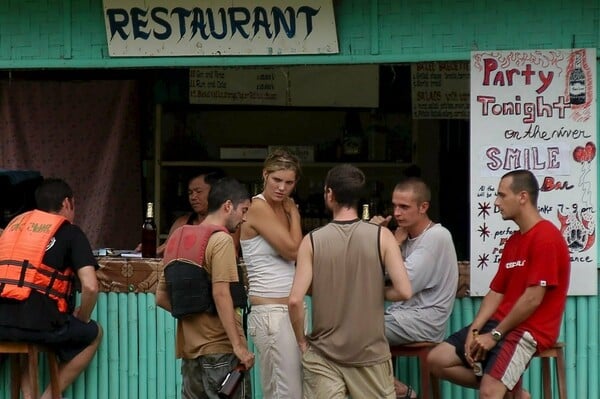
407 221 433 241
404 221 434 258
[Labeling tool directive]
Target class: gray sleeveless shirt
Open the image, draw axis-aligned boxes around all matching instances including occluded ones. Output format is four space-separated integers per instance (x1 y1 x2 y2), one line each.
307 219 390 366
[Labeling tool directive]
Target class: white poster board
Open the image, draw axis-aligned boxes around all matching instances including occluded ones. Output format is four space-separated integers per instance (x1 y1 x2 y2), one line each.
103 0 339 57
470 48 597 296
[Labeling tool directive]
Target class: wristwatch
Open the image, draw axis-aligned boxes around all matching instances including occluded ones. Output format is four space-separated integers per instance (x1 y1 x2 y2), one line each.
491 329 503 341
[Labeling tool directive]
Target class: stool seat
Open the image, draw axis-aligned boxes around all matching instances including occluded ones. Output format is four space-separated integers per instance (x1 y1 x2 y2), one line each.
390 342 440 399
534 342 567 399
0 341 61 399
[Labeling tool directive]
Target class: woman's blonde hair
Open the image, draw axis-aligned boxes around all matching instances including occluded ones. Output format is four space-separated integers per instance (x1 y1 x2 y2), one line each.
263 148 302 181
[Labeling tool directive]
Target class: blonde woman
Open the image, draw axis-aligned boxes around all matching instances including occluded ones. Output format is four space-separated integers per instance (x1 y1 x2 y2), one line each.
240 149 303 399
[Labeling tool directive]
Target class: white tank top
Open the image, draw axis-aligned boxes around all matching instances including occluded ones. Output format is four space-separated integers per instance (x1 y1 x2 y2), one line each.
240 195 296 298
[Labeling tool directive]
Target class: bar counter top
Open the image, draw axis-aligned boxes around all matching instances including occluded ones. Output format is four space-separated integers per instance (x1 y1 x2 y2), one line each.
95 257 470 297
96 256 162 293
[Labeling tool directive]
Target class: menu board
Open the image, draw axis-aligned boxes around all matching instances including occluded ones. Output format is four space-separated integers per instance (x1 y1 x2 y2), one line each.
470 48 597 296
189 65 379 107
190 67 288 106
411 61 470 119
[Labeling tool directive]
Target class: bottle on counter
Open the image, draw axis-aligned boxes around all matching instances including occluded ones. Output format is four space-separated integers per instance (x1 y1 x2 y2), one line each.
141 202 157 258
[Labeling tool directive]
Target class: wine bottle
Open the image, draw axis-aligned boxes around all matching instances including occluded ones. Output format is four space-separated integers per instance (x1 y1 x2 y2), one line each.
141 202 157 258
569 53 586 105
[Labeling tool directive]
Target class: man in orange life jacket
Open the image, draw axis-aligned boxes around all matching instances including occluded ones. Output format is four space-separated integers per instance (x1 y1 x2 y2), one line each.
0 178 102 399
156 177 255 399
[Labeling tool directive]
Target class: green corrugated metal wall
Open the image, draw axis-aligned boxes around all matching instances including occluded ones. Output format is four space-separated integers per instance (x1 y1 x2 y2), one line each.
0 0 598 397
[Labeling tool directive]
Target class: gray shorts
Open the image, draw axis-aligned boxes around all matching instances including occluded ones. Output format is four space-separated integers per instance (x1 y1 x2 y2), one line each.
181 353 251 399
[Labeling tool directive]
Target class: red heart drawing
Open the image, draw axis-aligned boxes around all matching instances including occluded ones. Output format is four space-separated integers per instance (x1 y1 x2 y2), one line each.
573 142 596 163
573 146 585 162
585 142 596 161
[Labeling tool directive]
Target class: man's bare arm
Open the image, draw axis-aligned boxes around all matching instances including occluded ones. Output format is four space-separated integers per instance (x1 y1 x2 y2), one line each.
75 266 99 322
380 228 412 301
288 236 313 352
213 282 255 369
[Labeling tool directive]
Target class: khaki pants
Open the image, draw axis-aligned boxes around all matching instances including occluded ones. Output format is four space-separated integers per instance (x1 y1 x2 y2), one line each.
248 304 303 399
301 346 395 399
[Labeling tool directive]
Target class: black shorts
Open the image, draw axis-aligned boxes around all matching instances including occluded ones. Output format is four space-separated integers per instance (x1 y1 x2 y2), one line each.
445 319 500 371
0 314 99 362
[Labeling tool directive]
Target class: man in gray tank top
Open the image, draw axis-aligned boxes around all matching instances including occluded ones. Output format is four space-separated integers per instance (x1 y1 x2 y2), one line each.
288 164 413 399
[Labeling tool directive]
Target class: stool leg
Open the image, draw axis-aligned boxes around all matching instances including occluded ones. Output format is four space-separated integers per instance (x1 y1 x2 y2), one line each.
541 357 551 399
28 345 40 399
10 355 21 399
555 348 567 399
431 374 441 399
419 352 431 399
48 351 61 399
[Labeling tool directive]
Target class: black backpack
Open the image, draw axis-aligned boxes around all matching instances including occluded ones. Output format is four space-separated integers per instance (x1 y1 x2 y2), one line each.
164 258 248 319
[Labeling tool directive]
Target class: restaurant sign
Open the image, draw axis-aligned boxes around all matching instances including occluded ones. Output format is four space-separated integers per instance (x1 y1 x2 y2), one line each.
102 0 339 57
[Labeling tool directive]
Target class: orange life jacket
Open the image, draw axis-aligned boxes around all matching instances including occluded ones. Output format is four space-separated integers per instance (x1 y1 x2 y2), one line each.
0 210 74 313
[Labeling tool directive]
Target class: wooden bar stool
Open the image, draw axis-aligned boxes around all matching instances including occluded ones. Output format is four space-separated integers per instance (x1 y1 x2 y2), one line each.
390 342 440 399
534 342 567 399
0 341 61 399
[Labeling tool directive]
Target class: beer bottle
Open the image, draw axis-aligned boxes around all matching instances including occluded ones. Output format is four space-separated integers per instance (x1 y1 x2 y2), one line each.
141 202 157 258
471 329 483 376
361 203 370 222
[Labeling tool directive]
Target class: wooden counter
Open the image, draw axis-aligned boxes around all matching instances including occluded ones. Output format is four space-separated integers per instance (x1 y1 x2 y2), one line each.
95 257 471 297
96 256 162 293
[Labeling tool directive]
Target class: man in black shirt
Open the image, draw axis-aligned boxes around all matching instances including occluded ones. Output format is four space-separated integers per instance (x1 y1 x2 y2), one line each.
0 178 102 399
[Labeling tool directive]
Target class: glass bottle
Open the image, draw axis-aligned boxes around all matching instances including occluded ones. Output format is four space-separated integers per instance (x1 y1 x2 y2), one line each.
361 203 370 222
471 329 483 376
217 366 245 398
141 202 157 258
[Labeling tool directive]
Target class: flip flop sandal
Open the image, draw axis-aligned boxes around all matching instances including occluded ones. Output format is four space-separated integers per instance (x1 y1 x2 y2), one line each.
396 385 418 399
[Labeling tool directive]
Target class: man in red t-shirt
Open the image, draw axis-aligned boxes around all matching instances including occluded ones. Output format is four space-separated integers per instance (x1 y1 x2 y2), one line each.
427 170 571 399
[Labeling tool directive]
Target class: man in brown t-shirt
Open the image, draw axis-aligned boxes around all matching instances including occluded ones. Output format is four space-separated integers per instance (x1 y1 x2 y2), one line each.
289 164 413 399
156 177 254 399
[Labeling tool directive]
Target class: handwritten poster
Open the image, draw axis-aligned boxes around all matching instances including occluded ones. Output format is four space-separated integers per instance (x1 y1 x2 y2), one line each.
411 61 470 119
470 49 597 296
